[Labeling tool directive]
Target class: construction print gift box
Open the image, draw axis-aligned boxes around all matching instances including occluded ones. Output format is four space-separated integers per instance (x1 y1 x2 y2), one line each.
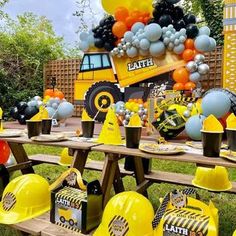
50 168 103 234
153 188 219 236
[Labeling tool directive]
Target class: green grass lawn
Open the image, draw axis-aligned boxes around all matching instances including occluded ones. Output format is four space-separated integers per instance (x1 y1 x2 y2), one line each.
1 144 236 235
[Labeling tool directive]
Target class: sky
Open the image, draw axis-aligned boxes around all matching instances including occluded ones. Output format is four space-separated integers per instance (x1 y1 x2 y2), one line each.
3 0 104 46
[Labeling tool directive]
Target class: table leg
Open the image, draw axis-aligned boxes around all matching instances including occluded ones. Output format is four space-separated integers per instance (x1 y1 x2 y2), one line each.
100 153 120 207
71 150 89 175
113 164 125 194
133 156 148 197
8 142 34 174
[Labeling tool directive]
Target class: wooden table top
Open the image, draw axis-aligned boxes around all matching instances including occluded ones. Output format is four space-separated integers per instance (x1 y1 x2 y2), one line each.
92 144 236 168
0 135 100 150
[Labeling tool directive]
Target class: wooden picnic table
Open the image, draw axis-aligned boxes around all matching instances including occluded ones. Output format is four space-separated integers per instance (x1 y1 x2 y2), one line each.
1 135 236 235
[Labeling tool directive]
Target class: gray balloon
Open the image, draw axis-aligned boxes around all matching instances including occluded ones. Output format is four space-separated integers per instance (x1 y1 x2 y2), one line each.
173 44 185 54
46 107 57 119
79 41 89 52
194 54 205 64
140 38 151 50
198 63 210 75
198 26 211 36
57 102 74 119
144 23 162 42
52 102 58 109
149 41 165 57
139 49 149 56
186 61 198 73
127 47 138 58
190 72 201 83
194 35 211 52
208 37 216 52
183 110 191 118
131 22 145 34
33 96 41 101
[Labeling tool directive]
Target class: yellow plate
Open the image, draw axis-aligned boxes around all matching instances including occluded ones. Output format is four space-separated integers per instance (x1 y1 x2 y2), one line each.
186 141 228 149
221 150 236 163
0 129 23 138
139 143 185 155
31 134 67 142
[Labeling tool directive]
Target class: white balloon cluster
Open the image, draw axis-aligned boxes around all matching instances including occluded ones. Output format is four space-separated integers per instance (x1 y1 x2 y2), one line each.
27 96 43 109
194 26 216 53
186 54 209 83
45 98 74 120
162 25 187 54
111 22 165 58
79 31 95 52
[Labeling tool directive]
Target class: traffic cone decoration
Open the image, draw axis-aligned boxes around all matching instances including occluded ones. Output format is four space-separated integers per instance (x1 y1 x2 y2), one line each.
30 106 49 121
98 107 123 145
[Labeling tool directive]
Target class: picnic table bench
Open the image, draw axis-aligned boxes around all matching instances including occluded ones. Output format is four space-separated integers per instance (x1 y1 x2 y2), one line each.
1 134 236 235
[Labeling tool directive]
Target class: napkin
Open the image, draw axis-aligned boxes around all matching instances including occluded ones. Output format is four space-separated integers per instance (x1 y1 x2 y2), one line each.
81 109 93 121
128 113 142 127
202 115 223 132
226 113 236 129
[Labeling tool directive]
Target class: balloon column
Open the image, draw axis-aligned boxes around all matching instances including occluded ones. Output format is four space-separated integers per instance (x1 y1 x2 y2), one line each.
10 89 74 124
115 99 148 126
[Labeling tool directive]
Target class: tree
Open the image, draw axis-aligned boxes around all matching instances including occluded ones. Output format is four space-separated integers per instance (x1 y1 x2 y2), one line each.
0 13 65 117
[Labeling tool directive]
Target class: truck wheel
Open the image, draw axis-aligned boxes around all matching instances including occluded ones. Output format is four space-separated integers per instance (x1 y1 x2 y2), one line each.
60 216 66 223
69 219 75 226
84 81 122 122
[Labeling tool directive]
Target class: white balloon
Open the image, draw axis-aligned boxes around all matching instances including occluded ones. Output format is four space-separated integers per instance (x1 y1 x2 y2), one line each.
149 41 165 57
140 38 151 50
127 47 138 58
80 32 89 41
174 39 180 46
131 22 145 34
173 44 185 54
179 35 186 43
208 37 216 52
199 26 211 36
190 72 201 83
124 31 134 43
139 49 149 56
144 23 162 42
79 41 89 52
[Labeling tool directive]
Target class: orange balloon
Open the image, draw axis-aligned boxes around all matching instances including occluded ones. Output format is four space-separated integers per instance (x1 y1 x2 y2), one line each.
173 83 184 91
138 16 145 23
112 21 128 38
54 90 65 100
125 16 136 29
172 67 190 84
143 16 151 24
184 82 196 90
44 89 54 97
115 7 129 22
184 39 195 50
182 49 195 62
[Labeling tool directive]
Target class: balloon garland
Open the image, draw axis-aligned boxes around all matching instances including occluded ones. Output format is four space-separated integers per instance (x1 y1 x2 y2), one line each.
79 0 216 91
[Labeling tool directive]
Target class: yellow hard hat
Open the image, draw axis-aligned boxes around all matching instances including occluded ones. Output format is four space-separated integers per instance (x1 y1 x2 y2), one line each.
0 174 50 224
192 166 232 192
58 148 73 166
233 230 236 236
94 191 154 236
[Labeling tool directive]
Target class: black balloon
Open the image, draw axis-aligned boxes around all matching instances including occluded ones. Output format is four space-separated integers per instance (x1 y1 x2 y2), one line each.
17 102 28 114
24 106 39 120
174 19 186 30
184 14 196 24
165 0 181 3
158 14 173 27
104 42 114 51
10 107 19 120
94 38 105 48
18 114 26 125
172 6 184 21
153 9 162 20
186 24 199 39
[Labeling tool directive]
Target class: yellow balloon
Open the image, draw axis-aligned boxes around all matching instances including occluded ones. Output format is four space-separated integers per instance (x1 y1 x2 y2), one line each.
101 0 153 14
101 0 130 14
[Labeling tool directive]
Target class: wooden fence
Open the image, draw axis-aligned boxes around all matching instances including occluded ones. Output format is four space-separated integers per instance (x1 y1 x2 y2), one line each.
44 47 223 117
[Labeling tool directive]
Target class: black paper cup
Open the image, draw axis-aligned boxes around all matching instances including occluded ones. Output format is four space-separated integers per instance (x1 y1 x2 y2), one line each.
124 157 152 174
26 120 42 139
201 130 224 157
42 119 52 134
125 126 142 149
226 128 236 152
82 121 95 138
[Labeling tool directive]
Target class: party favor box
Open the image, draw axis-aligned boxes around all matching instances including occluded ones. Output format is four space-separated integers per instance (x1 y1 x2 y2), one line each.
50 169 103 234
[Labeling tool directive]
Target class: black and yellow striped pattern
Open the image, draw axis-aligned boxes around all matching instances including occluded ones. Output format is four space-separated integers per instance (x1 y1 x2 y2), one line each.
2 192 16 211
56 186 86 208
163 209 209 236
56 221 81 232
108 215 129 236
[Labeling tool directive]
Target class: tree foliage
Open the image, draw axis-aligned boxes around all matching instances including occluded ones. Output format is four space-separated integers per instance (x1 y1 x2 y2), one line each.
0 12 65 117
